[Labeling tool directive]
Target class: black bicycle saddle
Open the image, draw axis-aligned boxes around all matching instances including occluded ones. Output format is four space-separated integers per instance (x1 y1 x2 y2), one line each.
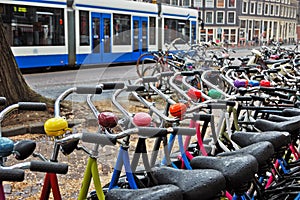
150 167 226 200
282 108 300 117
106 184 183 200
190 154 258 192
254 118 300 135
218 141 274 173
231 131 291 151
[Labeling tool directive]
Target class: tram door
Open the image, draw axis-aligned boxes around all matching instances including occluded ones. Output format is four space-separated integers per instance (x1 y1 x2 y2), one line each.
191 21 197 44
132 17 148 58
91 13 111 63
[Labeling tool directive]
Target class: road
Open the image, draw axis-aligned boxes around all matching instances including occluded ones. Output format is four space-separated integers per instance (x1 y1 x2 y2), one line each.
24 64 139 101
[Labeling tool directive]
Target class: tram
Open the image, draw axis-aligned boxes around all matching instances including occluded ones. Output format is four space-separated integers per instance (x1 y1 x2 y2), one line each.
0 0 198 68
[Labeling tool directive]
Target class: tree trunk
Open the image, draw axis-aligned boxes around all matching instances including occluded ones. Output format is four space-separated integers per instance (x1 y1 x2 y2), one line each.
0 17 49 105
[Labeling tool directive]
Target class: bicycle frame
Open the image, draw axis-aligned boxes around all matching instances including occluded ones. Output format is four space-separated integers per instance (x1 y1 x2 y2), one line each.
108 145 138 190
78 157 104 200
40 173 62 200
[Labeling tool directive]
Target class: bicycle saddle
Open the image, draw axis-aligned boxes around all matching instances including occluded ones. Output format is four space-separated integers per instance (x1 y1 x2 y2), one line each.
254 118 300 134
218 141 274 174
268 114 299 122
264 58 290 65
231 131 291 151
282 108 300 117
190 154 258 192
106 184 183 200
150 167 226 200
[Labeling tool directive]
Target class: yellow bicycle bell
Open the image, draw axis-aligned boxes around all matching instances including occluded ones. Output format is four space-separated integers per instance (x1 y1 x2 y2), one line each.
44 117 72 137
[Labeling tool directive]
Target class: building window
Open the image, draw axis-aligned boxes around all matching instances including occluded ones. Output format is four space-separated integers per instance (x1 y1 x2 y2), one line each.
113 14 131 45
257 3 262 15
275 5 279 16
206 0 214 7
207 29 213 41
194 0 202 8
230 29 236 43
227 12 235 24
228 0 235 7
217 0 225 7
205 11 213 24
264 3 269 15
182 0 190 7
240 20 246 28
270 4 274 15
216 11 224 24
250 2 255 14
242 1 248 14
171 0 178 5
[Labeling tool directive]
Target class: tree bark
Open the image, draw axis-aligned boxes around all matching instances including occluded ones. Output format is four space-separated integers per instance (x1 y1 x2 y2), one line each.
0 17 49 105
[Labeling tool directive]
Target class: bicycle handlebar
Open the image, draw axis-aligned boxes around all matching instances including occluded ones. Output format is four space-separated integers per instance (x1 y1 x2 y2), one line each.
55 83 125 117
56 127 196 146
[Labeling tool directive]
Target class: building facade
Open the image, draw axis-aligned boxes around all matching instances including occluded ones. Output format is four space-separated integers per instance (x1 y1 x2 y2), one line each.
197 0 298 45
133 0 299 45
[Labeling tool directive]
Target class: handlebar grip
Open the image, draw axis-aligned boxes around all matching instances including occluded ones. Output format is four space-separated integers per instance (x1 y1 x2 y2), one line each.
227 65 240 70
76 86 102 94
193 70 202 75
207 103 227 109
181 71 195 76
0 168 24 181
160 71 175 77
102 82 125 90
192 113 213 121
30 160 68 174
0 97 6 106
18 102 47 111
142 76 159 83
172 127 196 136
215 100 236 107
81 132 116 146
235 96 253 101
266 69 278 73
260 87 275 92
126 85 145 92
137 127 168 138
235 69 245 73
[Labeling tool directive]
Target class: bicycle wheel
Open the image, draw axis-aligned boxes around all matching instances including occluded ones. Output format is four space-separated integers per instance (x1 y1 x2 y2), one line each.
136 53 160 78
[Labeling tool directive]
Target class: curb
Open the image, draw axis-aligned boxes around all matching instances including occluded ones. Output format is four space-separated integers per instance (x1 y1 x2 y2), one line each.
2 119 83 137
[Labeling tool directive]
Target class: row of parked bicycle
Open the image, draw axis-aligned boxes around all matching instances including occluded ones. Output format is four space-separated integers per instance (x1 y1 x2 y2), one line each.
1 40 300 200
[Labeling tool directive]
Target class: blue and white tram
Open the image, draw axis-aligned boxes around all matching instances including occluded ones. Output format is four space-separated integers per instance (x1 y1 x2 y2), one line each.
0 0 198 68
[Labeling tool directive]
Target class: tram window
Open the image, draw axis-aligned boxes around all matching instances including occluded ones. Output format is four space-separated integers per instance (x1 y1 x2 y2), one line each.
149 17 156 45
164 18 190 44
80 11 90 46
113 14 131 45
0 4 65 46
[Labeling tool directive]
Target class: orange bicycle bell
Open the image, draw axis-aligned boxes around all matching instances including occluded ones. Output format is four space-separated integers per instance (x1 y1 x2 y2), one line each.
169 103 187 118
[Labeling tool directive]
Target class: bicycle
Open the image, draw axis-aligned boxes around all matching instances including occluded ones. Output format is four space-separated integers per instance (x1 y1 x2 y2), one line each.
0 101 69 200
